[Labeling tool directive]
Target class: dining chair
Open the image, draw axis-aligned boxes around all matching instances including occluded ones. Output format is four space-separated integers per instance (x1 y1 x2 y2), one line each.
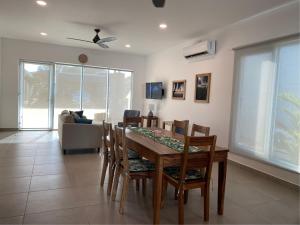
172 120 189 136
162 121 174 131
100 121 115 196
161 135 217 224
123 116 143 128
118 110 141 127
111 126 155 214
191 124 210 137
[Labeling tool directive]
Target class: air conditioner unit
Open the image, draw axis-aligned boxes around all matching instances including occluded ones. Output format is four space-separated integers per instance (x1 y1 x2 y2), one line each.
183 40 216 59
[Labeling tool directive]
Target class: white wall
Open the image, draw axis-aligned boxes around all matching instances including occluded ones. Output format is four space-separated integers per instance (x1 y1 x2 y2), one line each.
145 2 300 185
0 38 146 128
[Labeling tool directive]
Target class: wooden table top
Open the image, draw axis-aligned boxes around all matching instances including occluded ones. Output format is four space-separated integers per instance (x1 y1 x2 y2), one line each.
126 128 229 156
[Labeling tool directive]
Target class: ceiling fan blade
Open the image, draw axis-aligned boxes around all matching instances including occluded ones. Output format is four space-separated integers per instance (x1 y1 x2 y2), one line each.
97 37 117 44
98 43 109 49
153 0 165 7
67 38 94 43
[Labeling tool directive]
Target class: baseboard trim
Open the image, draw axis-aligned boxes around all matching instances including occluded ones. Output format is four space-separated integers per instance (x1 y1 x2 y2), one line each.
228 160 300 190
0 128 19 132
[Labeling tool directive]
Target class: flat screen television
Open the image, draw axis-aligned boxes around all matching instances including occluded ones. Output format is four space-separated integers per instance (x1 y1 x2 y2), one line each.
146 82 164 99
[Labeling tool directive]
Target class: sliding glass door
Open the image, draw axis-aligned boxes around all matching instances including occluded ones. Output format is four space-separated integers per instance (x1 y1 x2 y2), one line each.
19 62 53 129
54 64 82 129
19 62 133 130
82 67 108 120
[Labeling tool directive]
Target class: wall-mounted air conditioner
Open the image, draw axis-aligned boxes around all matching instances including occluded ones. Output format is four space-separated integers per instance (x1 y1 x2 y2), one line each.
183 40 216 60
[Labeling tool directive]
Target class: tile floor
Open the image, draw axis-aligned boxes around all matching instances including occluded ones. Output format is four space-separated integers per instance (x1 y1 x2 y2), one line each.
0 131 299 224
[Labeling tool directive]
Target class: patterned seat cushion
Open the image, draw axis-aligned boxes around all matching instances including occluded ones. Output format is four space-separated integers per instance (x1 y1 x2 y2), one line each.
164 167 205 181
128 159 155 172
128 149 140 159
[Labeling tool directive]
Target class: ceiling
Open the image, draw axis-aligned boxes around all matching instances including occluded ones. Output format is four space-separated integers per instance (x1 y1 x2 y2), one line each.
0 0 294 55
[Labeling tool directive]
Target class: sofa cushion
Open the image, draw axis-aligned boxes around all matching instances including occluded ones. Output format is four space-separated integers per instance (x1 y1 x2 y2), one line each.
75 118 93 124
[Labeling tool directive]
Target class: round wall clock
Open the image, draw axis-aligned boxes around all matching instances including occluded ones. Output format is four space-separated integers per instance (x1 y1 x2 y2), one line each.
79 54 88 64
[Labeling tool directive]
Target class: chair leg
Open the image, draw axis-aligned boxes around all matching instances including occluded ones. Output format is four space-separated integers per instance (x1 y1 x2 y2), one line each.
178 189 185 225
184 190 189 204
111 165 121 201
142 178 147 196
119 175 130 215
174 188 178 200
161 178 168 208
100 155 108 187
204 185 210 222
107 163 115 196
136 179 140 192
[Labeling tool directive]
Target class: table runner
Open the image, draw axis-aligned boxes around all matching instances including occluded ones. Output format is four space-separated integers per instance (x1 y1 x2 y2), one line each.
129 127 206 153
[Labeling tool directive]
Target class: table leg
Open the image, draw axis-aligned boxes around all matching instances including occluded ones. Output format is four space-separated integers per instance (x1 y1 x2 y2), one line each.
218 159 227 215
153 157 163 225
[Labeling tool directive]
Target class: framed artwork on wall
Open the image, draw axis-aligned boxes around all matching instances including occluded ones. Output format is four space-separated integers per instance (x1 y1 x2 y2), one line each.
172 80 186 100
195 73 211 103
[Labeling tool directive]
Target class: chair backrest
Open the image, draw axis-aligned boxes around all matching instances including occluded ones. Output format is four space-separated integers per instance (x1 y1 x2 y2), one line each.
162 121 174 131
191 124 210 137
114 125 123 164
123 116 143 128
121 127 130 172
173 120 189 136
179 135 217 183
124 110 140 118
103 121 114 154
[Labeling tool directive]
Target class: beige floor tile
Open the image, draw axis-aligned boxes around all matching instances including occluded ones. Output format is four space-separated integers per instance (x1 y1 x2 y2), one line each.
32 163 68 176
85 203 124 224
26 185 106 214
24 207 89 224
0 165 33 179
69 171 101 187
30 174 72 192
0 193 28 218
34 155 64 165
0 177 31 195
0 156 35 167
0 216 23 225
3 149 36 158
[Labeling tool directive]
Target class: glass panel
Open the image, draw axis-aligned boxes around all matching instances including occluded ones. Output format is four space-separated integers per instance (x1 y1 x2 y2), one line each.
271 40 300 172
20 62 51 129
108 70 132 125
82 67 108 120
54 64 81 129
235 49 275 157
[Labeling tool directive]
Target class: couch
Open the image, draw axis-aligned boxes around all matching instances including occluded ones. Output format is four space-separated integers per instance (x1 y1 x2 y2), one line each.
58 111 103 154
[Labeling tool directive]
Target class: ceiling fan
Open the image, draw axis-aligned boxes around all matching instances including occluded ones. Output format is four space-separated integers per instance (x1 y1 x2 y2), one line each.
152 0 165 8
67 29 117 48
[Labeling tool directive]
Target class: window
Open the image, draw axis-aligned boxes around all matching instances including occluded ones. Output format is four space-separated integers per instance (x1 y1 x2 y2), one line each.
20 62 133 129
108 70 132 125
231 36 300 173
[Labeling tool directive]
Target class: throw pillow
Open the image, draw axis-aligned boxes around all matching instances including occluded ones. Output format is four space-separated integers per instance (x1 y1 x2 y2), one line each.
70 110 84 118
71 112 81 120
75 118 93 124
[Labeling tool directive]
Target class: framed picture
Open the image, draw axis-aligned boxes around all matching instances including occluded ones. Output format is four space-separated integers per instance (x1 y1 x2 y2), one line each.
172 80 186 100
195 73 211 103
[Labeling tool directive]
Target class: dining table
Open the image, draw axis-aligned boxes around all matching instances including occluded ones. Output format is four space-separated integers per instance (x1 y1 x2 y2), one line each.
125 127 229 225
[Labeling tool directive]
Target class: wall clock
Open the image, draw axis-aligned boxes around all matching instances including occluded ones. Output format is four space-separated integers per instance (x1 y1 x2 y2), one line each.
78 54 88 64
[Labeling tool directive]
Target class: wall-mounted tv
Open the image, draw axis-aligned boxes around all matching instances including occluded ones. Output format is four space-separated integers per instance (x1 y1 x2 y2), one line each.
146 82 164 99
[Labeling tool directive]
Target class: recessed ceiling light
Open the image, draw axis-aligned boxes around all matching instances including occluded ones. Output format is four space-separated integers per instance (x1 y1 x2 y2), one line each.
125 44 131 48
159 23 167 30
36 1 47 6
40 32 48 36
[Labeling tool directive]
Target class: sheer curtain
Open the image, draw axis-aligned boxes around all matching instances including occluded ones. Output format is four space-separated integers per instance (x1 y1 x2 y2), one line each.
231 37 300 173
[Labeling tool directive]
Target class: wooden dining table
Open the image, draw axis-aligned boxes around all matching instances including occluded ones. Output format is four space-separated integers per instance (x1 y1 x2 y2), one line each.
125 128 229 225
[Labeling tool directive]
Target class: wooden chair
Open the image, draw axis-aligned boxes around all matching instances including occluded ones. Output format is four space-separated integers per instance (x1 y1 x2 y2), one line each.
161 135 217 224
162 121 174 131
142 116 159 128
123 116 143 128
191 124 210 137
100 121 115 196
172 120 189 136
111 126 155 214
